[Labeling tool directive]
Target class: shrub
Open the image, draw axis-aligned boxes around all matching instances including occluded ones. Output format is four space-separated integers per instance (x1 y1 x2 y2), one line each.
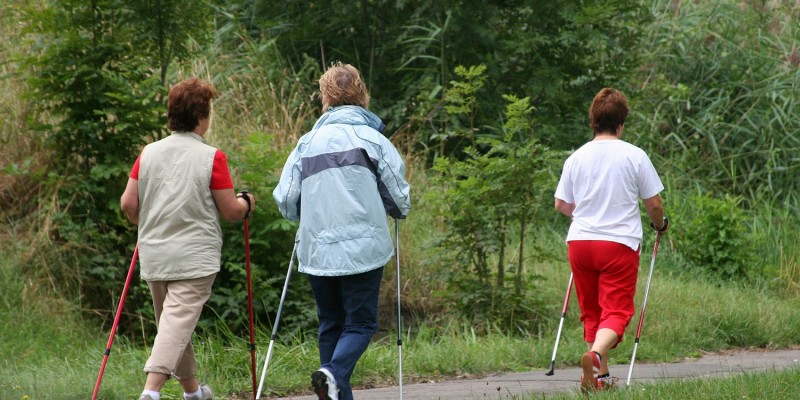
427 67 561 333
670 193 755 280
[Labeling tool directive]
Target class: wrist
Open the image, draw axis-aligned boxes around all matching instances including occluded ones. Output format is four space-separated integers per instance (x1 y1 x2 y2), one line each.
650 216 669 232
237 190 251 219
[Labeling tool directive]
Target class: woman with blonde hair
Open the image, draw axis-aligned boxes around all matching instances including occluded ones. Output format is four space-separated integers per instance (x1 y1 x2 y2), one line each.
274 63 411 400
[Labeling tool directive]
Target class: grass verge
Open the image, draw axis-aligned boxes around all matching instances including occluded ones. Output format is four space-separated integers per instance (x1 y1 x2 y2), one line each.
4 231 800 399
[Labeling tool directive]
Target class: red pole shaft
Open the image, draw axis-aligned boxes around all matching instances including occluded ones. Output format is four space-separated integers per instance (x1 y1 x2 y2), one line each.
92 245 139 400
245 219 257 398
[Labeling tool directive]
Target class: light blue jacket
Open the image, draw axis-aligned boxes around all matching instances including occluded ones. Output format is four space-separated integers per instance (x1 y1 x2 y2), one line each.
273 106 411 276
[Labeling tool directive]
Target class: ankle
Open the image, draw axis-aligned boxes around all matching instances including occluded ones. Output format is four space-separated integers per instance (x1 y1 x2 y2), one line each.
184 387 202 400
141 390 161 400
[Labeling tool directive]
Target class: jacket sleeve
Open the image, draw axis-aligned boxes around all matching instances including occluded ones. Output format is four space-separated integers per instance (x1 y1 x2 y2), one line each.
377 137 411 219
272 146 303 221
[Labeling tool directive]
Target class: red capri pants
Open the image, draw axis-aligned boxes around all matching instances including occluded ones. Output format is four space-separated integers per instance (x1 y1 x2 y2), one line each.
568 240 640 346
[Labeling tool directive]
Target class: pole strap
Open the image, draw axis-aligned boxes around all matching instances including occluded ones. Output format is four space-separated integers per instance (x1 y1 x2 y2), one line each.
238 190 251 219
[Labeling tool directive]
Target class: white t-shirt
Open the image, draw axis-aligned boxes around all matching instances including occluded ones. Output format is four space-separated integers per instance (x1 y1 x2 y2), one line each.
554 139 663 250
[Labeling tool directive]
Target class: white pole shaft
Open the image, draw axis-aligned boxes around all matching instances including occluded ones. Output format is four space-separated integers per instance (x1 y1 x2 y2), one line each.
256 244 296 399
626 235 660 387
395 220 403 400
548 273 573 373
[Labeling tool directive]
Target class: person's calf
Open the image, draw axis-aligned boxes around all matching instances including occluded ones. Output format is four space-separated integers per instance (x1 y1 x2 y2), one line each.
144 372 169 392
178 376 199 394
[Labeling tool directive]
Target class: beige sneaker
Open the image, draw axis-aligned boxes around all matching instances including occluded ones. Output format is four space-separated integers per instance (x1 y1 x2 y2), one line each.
185 384 214 400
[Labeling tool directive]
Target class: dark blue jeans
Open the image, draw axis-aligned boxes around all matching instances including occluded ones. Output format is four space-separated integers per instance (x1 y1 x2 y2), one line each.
308 267 383 400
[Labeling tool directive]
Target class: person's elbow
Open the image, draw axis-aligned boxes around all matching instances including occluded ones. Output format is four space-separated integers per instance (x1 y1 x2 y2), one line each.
554 198 574 217
220 200 248 223
120 196 139 224
643 195 664 214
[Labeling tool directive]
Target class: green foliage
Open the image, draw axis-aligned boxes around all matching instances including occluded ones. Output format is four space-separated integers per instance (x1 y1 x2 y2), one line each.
428 68 561 332
630 0 800 205
208 132 316 335
222 0 647 152
129 0 211 85
20 0 213 336
430 64 488 155
671 193 755 280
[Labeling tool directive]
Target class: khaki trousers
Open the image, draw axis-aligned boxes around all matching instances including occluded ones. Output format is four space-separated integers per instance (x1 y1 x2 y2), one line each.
144 273 215 379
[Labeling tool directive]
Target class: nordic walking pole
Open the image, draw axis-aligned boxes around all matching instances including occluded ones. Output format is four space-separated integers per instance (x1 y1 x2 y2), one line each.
255 243 297 400
395 219 404 400
626 231 662 386
545 272 574 376
241 191 257 398
91 244 139 400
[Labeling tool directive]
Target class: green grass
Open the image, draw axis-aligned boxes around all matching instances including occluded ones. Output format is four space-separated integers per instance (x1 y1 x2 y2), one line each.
541 368 800 399
4 231 800 399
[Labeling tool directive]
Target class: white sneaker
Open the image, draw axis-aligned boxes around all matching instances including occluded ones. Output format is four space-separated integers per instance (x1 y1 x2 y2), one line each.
185 383 214 400
311 368 338 400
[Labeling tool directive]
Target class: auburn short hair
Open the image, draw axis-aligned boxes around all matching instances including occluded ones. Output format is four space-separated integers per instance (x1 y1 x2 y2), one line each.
589 88 628 135
167 77 218 132
319 62 369 110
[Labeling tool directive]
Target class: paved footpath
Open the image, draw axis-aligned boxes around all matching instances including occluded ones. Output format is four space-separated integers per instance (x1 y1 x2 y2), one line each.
272 349 800 399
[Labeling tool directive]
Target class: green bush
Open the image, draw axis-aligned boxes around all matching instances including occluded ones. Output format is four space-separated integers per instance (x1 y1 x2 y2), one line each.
671 193 755 280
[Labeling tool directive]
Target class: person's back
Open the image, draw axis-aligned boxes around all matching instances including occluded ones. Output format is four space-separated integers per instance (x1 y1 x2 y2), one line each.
297 107 396 273
561 139 661 250
138 132 222 280
120 77 255 400
273 62 410 400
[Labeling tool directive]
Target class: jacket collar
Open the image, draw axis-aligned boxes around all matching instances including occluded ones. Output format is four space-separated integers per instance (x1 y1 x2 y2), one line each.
313 105 385 133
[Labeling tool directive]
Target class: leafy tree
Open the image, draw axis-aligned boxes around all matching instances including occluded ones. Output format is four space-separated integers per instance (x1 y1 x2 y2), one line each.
22 0 211 334
129 0 211 85
217 0 647 153
428 66 560 332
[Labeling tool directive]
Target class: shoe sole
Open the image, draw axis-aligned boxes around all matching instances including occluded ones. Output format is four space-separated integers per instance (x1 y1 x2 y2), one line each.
580 353 596 393
311 370 329 400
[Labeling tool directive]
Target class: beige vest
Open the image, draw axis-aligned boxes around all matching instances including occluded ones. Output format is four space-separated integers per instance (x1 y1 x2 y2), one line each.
137 132 222 281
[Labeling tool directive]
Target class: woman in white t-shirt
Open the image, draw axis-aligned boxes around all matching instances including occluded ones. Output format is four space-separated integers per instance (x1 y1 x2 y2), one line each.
554 88 669 392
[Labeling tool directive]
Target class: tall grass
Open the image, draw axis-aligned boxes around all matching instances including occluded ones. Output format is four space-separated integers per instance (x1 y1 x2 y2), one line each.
181 33 318 155
631 0 800 203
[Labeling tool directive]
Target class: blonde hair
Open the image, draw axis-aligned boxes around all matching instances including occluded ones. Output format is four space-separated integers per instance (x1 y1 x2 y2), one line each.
319 62 369 111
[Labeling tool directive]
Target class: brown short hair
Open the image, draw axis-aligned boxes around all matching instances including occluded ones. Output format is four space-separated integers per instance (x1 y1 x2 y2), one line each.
319 62 369 111
589 88 628 135
167 77 218 132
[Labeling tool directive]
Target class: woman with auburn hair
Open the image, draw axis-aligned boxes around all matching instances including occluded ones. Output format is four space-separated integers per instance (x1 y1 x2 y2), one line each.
274 62 411 400
554 88 669 392
120 77 255 400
